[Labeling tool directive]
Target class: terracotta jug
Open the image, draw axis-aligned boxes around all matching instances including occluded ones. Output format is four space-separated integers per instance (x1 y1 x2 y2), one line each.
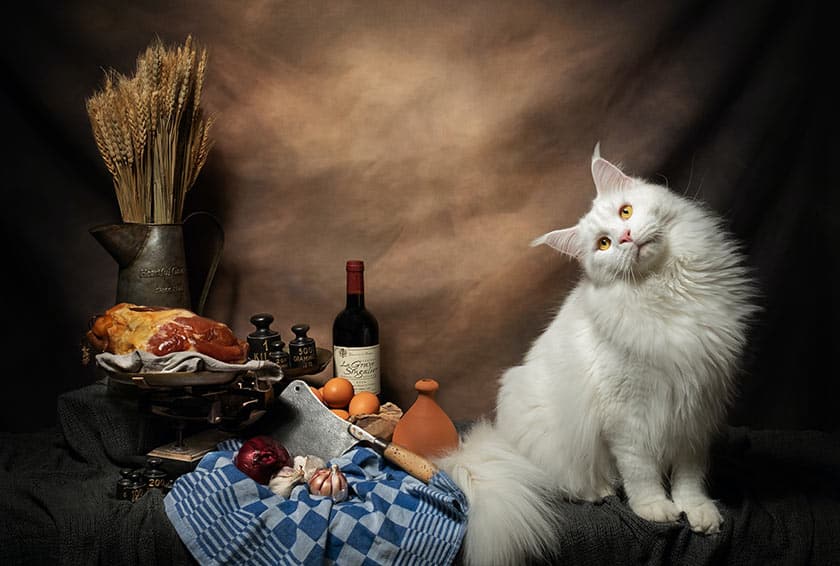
392 378 459 459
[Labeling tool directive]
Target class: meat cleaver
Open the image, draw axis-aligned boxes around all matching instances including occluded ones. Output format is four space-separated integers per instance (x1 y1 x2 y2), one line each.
270 380 439 483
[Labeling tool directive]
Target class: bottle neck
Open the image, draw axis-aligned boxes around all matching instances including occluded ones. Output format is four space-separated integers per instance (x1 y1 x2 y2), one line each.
346 270 365 309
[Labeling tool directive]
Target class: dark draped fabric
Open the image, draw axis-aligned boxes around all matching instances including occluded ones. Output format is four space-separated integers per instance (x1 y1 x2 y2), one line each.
1 383 838 565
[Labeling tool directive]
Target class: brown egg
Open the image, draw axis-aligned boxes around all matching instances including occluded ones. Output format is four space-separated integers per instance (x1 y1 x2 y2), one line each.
310 386 325 404
331 408 350 420
348 392 380 417
322 377 355 409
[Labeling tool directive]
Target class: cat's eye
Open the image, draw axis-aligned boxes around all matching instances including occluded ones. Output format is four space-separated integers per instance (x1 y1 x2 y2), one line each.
597 236 611 251
619 204 633 219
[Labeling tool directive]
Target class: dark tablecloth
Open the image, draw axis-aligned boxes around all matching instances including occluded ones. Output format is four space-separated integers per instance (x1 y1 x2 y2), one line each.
1 381 839 565
529 426 840 565
0 380 194 565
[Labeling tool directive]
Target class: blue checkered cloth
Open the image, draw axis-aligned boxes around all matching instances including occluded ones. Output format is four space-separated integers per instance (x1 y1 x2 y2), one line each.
164 439 468 565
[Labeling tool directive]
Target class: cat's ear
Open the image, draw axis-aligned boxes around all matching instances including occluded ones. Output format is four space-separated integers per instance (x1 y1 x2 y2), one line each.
531 227 582 259
591 142 632 196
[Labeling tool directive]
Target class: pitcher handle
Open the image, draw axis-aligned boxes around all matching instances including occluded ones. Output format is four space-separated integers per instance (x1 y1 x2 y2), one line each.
183 211 224 315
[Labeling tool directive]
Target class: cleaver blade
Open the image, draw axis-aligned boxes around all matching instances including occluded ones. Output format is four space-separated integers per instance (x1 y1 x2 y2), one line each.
271 379 438 483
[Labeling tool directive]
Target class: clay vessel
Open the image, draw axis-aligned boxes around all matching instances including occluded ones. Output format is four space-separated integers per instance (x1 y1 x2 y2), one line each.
392 378 459 459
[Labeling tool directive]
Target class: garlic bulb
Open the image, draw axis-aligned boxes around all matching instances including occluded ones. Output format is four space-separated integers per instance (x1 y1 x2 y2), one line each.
293 454 327 482
269 466 305 498
307 464 349 502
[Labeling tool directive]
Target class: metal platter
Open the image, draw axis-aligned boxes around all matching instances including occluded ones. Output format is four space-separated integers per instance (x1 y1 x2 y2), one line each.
103 347 331 389
105 369 241 388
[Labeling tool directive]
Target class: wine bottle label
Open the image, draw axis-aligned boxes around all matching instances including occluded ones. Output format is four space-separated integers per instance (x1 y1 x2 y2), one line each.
333 344 380 394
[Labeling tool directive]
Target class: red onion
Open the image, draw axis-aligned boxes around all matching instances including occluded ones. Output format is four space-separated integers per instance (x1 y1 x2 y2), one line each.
234 435 292 484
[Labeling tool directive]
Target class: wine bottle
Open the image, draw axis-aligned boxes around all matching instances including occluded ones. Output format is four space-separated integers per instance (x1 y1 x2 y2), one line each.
332 260 380 394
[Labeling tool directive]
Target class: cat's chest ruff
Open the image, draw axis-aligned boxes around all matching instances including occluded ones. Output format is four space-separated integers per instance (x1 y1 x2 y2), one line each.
582 270 716 363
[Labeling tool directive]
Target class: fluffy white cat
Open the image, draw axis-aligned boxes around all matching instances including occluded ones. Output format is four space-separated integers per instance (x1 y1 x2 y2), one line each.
437 145 758 565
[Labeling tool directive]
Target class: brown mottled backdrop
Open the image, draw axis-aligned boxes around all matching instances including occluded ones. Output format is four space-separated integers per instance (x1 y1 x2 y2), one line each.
1 1 835 432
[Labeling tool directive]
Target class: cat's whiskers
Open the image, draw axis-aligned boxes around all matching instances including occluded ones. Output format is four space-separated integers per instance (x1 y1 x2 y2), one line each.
615 253 636 286
611 259 627 285
628 263 639 285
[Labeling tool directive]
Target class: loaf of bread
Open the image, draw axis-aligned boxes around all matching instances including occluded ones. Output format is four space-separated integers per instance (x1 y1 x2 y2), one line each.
87 303 249 364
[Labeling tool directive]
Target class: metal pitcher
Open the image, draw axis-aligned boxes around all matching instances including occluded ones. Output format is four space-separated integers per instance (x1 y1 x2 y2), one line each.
90 211 224 314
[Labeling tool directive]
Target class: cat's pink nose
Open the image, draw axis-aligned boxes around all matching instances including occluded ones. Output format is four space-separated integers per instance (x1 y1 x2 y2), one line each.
619 228 633 244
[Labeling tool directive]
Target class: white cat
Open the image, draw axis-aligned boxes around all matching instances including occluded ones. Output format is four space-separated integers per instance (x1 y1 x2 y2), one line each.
437 145 758 565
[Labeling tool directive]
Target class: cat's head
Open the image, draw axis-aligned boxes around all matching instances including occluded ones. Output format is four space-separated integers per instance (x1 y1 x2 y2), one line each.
532 144 677 284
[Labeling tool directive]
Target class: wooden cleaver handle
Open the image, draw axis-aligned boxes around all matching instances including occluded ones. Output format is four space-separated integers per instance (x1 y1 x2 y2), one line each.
383 443 439 483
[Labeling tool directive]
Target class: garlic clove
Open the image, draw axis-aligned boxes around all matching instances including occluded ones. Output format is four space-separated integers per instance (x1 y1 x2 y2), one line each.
308 467 329 495
307 464 349 501
293 454 327 482
330 464 348 502
269 465 305 498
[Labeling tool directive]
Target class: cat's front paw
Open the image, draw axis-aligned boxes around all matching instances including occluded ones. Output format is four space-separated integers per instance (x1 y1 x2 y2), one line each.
597 484 616 499
681 500 723 534
630 498 681 524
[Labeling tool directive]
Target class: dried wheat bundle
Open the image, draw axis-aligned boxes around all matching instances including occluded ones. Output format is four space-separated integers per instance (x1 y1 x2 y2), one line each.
86 35 214 223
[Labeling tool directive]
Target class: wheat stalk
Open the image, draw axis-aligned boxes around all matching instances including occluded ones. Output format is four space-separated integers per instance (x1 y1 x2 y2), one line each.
85 35 213 223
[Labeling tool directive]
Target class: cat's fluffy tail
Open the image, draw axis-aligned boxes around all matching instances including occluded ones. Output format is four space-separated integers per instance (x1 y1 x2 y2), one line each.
436 419 561 565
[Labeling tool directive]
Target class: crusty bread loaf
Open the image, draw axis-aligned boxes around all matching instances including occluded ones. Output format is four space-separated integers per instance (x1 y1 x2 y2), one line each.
87 303 248 363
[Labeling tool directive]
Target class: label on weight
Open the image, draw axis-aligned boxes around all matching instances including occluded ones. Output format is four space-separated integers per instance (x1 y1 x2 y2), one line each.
333 344 380 394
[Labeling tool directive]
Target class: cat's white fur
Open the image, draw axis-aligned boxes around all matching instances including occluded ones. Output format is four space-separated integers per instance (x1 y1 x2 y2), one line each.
437 145 758 565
